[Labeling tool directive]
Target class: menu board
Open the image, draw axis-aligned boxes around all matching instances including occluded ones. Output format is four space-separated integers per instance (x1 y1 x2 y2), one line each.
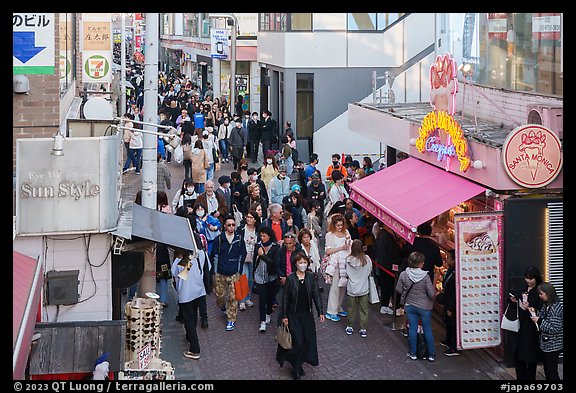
455 211 503 350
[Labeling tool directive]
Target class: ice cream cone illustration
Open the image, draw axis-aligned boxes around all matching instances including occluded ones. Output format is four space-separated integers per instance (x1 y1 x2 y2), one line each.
518 130 546 181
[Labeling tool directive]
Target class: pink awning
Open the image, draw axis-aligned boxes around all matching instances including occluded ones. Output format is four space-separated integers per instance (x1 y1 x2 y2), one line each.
349 157 485 244
13 251 43 380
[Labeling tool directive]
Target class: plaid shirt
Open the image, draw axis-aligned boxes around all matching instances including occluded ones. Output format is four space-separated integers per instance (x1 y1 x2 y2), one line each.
537 302 563 352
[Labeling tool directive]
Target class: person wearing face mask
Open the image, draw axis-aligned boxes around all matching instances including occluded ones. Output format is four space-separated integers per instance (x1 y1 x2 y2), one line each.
237 158 250 183
172 178 198 213
192 203 222 257
247 111 261 163
229 121 246 170
269 164 291 205
325 153 348 183
199 128 218 182
260 110 274 158
260 153 279 194
277 253 325 380
306 172 327 222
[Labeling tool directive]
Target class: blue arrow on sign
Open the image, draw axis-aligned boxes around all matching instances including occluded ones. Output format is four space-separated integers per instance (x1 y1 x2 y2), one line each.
13 31 46 63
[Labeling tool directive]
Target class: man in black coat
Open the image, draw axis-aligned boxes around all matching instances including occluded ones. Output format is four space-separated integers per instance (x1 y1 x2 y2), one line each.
247 112 262 163
260 110 275 156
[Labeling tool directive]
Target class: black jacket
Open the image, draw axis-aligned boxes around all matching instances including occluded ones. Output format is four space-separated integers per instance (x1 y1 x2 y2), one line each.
277 244 303 278
254 243 281 280
442 267 456 314
247 119 261 141
281 271 324 318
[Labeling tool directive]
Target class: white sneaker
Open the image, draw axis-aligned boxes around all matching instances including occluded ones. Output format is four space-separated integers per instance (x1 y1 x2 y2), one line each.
259 321 266 332
380 306 393 315
239 302 247 311
265 314 271 325
245 299 254 307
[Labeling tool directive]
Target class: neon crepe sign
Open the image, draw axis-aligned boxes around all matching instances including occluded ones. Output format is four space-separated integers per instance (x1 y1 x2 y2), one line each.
416 53 472 172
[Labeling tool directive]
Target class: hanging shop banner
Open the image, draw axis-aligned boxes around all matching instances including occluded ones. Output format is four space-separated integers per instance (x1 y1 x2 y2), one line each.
502 124 563 188
59 15 73 81
210 28 229 59
455 211 503 350
532 13 561 41
13 13 55 75
487 13 508 40
82 14 113 84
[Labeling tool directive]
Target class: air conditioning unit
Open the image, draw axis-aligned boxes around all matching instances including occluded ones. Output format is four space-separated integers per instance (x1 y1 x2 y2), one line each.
526 104 563 140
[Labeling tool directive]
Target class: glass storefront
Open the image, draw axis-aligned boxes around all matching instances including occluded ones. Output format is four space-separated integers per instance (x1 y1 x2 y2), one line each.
445 13 562 96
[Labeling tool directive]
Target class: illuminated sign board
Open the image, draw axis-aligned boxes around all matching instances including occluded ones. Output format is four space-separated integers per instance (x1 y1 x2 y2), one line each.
417 53 472 172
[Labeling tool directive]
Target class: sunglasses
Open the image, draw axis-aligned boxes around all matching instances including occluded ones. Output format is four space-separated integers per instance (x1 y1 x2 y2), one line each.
226 223 236 227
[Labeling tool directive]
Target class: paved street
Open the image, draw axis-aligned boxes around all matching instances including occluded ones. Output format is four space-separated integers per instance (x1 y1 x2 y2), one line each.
120 156 552 381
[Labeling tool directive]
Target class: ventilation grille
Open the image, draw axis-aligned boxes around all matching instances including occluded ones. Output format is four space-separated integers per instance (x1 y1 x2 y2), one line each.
527 109 543 125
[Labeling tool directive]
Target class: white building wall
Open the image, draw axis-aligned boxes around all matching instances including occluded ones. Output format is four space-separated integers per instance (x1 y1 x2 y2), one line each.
313 13 347 30
285 32 347 68
14 233 113 323
347 21 404 67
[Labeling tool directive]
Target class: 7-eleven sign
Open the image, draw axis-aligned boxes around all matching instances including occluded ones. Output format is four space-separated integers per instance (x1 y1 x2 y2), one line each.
84 54 109 79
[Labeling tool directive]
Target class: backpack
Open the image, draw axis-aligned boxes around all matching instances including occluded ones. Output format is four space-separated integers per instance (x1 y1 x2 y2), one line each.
291 146 299 162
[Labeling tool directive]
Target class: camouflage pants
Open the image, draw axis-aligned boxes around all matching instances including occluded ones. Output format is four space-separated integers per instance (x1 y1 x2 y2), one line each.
214 272 240 322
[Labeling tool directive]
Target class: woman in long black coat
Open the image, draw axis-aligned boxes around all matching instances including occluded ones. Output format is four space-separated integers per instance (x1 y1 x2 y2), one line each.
506 266 544 380
276 253 325 380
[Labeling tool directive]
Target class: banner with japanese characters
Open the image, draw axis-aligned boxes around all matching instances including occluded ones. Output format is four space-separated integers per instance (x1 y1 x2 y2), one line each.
81 13 113 85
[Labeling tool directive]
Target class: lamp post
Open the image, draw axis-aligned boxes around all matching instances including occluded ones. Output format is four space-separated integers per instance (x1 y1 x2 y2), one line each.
208 13 238 115
120 13 126 116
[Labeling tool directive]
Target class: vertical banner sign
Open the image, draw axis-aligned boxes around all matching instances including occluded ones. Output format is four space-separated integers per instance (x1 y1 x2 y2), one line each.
13 13 55 75
82 14 113 85
210 28 229 59
59 15 72 81
455 212 503 350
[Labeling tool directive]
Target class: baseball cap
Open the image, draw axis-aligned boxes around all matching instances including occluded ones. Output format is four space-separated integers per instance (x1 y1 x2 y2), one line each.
202 129 209 136
278 164 287 172
310 173 320 179
291 184 301 192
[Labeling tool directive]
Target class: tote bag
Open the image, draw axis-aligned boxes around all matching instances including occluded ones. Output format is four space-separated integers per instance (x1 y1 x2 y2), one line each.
501 302 520 332
234 274 250 301
368 275 380 304
275 323 293 350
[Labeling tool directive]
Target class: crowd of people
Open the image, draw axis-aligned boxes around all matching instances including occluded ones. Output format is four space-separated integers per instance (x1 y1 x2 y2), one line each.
123 70 562 380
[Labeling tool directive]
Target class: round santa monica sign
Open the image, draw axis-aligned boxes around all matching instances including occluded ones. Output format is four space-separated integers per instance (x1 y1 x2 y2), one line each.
502 124 562 188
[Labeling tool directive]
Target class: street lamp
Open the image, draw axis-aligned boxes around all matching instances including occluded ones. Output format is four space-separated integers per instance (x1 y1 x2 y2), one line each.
208 13 238 115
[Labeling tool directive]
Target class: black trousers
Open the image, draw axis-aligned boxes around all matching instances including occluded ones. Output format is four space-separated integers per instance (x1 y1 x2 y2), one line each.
376 270 395 308
250 140 260 163
444 312 457 350
180 297 204 353
542 350 562 380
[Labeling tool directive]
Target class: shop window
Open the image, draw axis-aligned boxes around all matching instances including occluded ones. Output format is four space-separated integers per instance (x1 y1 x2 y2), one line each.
291 13 311 31
59 13 76 97
296 74 314 140
457 13 562 96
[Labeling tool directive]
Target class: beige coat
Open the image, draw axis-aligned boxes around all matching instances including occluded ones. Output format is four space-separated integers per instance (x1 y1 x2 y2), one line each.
190 148 209 184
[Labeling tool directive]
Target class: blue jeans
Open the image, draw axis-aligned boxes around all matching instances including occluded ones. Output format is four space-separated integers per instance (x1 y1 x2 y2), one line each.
195 183 205 194
128 283 138 300
405 304 436 357
241 262 254 302
219 139 229 160
157 278 169 304
206 163 214 181
123 148 142 173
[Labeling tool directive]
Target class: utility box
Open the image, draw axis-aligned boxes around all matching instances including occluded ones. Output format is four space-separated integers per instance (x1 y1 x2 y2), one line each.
46 270 80 305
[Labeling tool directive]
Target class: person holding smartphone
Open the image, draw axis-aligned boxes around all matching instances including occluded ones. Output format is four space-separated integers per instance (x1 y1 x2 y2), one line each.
506 266 544 380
